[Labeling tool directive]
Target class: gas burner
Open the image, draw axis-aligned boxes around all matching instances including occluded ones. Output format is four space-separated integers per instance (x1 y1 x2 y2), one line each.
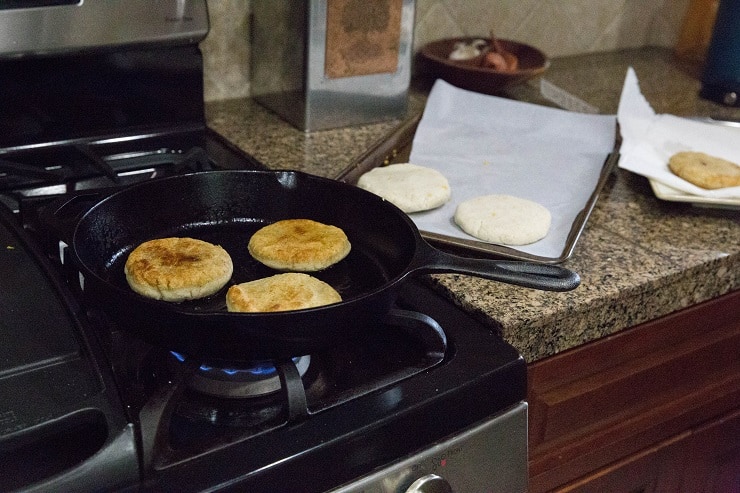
169 352 312 399
173 385 288 432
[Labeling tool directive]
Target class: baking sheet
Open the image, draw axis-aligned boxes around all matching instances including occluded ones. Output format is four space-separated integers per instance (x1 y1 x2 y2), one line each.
617 67 740 204
405 79 618 263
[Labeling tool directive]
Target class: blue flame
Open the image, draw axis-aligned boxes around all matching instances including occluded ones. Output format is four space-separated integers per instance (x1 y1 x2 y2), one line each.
170 351 293 376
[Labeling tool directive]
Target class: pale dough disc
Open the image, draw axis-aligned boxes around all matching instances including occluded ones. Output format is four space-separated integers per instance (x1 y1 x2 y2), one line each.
125 237 233 302
356 163 451 213
668 151 740 190
248 219 351 272
226 273 342 313
454 194 551 245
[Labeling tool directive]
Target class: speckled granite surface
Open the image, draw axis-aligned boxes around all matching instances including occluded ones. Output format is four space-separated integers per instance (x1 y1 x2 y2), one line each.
206 47 740 363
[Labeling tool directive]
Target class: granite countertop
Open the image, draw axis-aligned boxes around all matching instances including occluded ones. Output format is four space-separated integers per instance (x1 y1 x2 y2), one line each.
206 47 740 363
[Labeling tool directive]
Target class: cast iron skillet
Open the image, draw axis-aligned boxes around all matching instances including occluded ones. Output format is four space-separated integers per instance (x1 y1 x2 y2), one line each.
63 170 579 363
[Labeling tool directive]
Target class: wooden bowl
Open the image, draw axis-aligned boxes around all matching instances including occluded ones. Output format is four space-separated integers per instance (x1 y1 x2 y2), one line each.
419 37 549 94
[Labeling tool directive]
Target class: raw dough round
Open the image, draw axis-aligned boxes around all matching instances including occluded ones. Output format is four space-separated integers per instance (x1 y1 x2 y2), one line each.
356 163 451 213
454 194 551 245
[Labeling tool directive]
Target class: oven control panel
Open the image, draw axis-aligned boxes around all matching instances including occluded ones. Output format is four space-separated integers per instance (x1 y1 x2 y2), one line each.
328 402 528 493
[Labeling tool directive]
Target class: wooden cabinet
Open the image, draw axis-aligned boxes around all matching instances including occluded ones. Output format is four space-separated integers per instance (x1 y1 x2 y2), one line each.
527 290 740 492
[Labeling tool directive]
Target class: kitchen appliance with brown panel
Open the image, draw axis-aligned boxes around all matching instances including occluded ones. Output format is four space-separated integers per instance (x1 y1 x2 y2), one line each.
0 2 530 491
250 0 415 131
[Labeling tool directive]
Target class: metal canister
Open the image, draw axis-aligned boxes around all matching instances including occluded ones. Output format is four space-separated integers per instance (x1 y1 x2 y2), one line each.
250 0 415 131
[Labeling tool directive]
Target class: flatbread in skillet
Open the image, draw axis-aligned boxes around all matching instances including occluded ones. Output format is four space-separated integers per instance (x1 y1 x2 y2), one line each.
226 273 342 312
125 237 233 302
248 219 351 271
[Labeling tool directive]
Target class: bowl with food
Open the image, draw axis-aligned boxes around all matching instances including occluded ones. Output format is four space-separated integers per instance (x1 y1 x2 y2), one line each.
419 35 549 94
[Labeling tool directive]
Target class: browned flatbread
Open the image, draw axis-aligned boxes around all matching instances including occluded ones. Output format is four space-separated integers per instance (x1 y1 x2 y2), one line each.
248 219 351 271
226 273 342 312
125 237 233 302
668 151 740 189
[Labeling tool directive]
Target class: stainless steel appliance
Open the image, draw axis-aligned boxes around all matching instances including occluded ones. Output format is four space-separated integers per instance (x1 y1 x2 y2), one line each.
251 0 415 131
0 2 528 491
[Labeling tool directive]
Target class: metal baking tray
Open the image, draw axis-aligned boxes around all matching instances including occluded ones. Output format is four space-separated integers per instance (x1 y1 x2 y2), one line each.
336 113 621 264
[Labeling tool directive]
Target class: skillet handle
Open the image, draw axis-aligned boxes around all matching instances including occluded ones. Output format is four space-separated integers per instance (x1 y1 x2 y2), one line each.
415 247 580 292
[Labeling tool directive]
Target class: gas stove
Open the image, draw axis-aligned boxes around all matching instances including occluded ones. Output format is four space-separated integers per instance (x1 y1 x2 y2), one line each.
0 143 528 491
0 2 528 492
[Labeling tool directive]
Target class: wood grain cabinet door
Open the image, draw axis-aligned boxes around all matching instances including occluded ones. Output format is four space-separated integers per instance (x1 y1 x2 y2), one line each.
527 290 740 493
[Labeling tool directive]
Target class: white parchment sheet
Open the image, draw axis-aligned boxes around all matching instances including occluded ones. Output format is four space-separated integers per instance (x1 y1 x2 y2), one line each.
408 79 617 259
617 67 740 200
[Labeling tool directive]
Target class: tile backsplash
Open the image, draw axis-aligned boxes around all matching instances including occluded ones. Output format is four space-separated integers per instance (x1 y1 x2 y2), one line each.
201 0 691 101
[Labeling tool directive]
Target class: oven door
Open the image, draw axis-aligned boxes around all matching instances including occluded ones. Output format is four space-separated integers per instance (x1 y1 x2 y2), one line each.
329 402 528 493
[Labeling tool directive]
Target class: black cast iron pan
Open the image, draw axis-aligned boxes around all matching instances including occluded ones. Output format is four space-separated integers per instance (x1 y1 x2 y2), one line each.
62 170 579 363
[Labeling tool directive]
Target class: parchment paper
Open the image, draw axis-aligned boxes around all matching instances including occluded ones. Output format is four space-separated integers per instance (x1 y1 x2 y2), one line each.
617 67 740 200
408 79 617 259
